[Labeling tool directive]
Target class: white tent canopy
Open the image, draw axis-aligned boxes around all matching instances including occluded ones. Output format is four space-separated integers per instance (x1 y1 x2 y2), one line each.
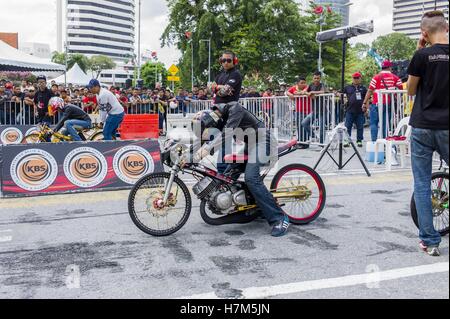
52 63 91 86
0 40 65 72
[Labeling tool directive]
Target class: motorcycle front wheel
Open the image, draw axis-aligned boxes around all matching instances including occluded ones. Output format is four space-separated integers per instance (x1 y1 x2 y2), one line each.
128 172 192 236
411 171 449 236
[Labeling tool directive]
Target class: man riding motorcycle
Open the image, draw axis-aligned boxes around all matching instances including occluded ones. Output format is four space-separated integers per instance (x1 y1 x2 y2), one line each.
192 102 290 237
49 97 92 141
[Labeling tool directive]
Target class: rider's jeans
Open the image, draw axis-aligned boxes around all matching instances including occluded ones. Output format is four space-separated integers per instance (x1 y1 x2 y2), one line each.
104 112 125 140
245 161 285 225
411 128 449 247
244 136 285 225
64 119 91 141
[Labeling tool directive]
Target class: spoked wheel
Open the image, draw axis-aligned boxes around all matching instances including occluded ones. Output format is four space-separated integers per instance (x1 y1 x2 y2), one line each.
128 172 192 236
90 131 105 141
21 134 42 144
411 172 449 236
271 164 326 225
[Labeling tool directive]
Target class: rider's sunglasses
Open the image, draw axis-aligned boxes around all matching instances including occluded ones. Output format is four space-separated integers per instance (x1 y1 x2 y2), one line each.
220 58 233 64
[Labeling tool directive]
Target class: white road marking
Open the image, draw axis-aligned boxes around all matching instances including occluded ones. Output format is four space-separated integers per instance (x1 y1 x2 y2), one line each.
179 262 449 299
0 230 13 242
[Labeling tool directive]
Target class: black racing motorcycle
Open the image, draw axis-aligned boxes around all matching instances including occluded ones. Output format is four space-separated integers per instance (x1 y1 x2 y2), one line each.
128 138 326 236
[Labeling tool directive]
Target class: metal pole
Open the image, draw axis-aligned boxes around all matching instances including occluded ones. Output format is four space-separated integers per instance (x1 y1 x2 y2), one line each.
340 38 347 124
64 41 68 86
137 0 142 81
318 22 323 73
155 61 158 88
192 41 195 91
208 38 211 84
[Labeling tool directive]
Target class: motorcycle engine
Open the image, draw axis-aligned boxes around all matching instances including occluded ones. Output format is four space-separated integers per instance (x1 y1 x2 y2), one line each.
209 187 248 215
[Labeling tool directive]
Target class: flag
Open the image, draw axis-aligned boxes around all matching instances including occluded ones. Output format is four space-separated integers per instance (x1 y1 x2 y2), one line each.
314 6 324 15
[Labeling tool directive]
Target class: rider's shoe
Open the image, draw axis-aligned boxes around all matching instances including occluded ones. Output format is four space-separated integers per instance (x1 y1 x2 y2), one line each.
343 141 351 148
419 241 441 257
357 141 363 148
271 215 290 237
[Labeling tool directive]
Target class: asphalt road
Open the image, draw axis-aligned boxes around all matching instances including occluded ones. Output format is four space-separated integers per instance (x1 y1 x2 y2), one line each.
0 168 448 299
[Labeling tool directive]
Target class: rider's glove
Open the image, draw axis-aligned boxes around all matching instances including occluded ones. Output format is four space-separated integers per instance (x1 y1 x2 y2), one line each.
193 147 210 162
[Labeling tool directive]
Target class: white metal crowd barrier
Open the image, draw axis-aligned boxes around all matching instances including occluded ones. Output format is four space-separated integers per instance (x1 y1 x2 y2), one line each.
375 89 414 140
186 94 337 144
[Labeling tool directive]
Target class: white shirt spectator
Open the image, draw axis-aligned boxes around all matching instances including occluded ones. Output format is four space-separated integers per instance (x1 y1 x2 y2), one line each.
97 88 124 122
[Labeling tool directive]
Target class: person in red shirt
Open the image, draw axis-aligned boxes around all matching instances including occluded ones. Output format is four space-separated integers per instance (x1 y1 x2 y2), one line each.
363 60 403 141
287 76 311 144
118 91 130 113
82 92 98 114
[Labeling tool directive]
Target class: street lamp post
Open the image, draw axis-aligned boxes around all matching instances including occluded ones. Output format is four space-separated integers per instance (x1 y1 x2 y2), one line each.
64 41 68 86
315 2 353 74
137 0 142 82
200 38 211 84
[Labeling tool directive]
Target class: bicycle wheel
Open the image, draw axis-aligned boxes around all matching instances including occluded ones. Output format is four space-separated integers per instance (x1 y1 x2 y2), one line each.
270 164 326 225
90 131 116 141
128 173 192 236
411 172 449 236
21 134 42 144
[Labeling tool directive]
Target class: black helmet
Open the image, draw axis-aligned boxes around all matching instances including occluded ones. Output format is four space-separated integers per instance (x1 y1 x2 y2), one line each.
192 110 222 141
212 101 239 115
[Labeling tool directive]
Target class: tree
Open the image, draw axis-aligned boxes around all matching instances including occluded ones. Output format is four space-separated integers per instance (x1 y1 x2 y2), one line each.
372 32 416 61
51 51 66 65
70 54 91 73
141 61 169 89
346 44 380 87
161 0 341 88
51 52 91 73
89 55 116 79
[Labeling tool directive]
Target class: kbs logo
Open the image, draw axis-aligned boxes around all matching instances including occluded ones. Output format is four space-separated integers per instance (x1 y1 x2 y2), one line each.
64 147 108 188
10 149 58 191
113 146 154 184
1 128 23 145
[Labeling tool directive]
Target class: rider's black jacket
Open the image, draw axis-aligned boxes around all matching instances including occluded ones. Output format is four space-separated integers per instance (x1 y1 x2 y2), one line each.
205 102 266 153
214 67 242 104
54 104 91 132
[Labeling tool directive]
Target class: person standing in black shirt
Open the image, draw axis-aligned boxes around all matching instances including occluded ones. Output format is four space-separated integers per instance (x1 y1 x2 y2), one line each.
33 75 54 125
212 51 242 104
211 51 243 174
343 72 368 147
407 10 449 257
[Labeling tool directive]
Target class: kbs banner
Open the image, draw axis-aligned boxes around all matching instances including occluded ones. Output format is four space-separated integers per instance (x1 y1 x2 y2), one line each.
0 126 39 145
0 139 163 198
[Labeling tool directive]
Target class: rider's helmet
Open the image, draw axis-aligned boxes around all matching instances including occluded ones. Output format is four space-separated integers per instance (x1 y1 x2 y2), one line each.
191 110 222 141
48 97 65 116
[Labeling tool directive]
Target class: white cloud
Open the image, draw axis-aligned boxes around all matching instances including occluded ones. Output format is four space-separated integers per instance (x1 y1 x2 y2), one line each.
0 0 396 67
349 0 394 45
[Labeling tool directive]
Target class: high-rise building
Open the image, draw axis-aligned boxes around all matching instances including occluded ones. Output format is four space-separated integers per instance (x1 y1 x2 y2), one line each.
65 0 135 62
393 0 449 39
315 0 351 26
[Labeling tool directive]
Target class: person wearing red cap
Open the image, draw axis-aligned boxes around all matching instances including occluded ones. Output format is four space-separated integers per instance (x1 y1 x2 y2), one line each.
342 72 368 148
363 60 403 142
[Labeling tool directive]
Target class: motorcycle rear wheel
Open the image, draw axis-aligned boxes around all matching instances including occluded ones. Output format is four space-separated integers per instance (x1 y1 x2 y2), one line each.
271 164 326 225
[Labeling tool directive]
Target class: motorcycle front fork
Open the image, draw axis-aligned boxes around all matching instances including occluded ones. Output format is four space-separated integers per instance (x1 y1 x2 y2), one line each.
163 162 180 203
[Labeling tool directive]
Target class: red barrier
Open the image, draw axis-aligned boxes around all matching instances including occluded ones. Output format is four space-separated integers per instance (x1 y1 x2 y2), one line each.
118 114 159 140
